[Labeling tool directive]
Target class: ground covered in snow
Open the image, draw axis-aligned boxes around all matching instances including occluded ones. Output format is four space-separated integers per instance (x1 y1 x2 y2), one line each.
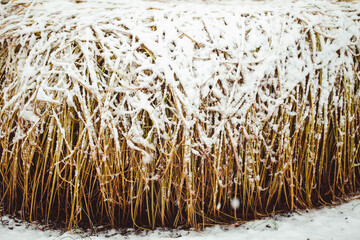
1 198 360 240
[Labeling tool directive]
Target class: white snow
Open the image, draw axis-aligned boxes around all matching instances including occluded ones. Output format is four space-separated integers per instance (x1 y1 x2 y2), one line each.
1 198 360 240
0 0 359 238
231 197 240 209
0 0 359 156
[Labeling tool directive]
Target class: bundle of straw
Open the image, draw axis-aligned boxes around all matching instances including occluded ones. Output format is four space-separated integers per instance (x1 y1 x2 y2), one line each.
0 0 359 230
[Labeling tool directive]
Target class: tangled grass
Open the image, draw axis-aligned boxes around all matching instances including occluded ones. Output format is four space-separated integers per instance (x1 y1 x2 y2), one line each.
0 0 359 230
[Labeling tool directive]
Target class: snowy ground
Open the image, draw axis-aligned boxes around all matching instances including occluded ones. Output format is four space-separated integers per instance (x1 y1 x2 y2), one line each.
1 198 360 240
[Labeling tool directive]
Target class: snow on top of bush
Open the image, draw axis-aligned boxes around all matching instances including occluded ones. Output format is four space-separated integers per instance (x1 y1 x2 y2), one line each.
0 0 359 159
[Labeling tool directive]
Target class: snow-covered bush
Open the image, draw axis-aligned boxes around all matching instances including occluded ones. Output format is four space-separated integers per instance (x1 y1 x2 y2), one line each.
0 0 359 230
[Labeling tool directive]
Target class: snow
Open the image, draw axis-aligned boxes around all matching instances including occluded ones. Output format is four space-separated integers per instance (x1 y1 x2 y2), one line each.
231 197 240 209
1 198 360 240
0 0 359 237
0 0 359 157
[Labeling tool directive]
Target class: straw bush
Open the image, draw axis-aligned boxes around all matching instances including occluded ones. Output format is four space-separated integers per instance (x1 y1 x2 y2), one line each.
0 0 359 230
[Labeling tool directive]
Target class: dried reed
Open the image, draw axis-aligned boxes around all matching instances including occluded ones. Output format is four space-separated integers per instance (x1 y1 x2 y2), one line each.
0 0 359 231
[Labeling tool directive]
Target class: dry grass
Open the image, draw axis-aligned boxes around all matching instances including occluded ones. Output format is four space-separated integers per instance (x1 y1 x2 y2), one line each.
0 0 359 231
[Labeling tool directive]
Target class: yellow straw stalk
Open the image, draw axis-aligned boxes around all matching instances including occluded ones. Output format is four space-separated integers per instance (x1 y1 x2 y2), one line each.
0 0 359 230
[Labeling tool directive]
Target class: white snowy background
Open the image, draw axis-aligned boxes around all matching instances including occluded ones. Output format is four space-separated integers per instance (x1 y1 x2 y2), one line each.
1 198 360 240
